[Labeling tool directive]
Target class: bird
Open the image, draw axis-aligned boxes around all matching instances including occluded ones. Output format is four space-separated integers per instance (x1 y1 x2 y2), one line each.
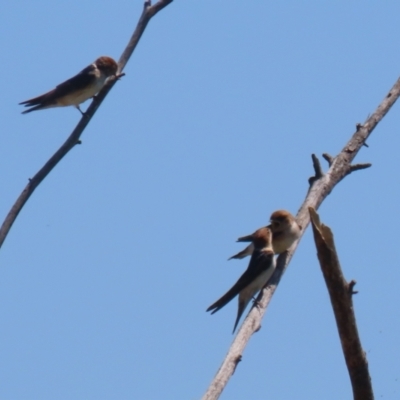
207 227 276 333
19 56 118 115
228 210 301 260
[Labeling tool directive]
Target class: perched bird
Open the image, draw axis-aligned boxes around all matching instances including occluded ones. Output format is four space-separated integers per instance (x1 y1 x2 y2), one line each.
228 210 301 260
207 227 275 333
20 56 118 115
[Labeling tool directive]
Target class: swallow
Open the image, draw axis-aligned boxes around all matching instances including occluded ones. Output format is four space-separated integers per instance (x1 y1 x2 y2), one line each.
207 227 275 333
20 56 118 115
228 210 301 260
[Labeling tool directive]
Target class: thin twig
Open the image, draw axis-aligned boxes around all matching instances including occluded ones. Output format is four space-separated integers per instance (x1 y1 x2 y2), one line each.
0 0 173 249
202 76 400 400
309 207 373 400
322 153 334 166
308 153 324 186
348 163 372 173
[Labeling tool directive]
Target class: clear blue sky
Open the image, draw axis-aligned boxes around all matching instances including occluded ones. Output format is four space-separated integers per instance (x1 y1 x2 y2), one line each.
1 1 400 399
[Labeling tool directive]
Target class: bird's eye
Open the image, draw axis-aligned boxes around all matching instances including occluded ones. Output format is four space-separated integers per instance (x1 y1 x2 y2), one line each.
271 220 280 229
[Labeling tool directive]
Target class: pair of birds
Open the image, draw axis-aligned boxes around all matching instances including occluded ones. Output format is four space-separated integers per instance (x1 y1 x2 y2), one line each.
19 58 301 335
207 210 301 333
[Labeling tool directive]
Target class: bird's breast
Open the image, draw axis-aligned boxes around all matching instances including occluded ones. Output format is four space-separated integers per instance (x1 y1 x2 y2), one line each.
240 267 275 300
273 228 300 253
57 77 107 106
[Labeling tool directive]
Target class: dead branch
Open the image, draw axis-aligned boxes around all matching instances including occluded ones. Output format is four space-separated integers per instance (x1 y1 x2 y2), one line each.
0 0 173 250
309 207 373 400
202 76 400 400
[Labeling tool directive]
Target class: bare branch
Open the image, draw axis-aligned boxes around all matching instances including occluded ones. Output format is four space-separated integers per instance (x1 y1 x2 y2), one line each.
202 76 400 400
0 0 173 250
309 207 373 400
118 0 173 71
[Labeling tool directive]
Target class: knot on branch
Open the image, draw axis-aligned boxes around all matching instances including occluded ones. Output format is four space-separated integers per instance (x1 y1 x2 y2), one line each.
356 123 370 147
232 355 242 375
252 297 263 311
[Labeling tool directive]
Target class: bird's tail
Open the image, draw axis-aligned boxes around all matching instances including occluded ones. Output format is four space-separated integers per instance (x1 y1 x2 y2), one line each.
232 297 251 333
206 286 238 315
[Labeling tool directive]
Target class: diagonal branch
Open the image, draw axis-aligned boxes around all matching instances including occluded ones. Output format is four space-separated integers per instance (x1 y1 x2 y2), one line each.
309 207 373 400
202 76 400 400
0 0 173 250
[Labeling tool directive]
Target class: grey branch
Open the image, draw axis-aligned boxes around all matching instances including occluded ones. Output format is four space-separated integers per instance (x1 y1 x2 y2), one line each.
309 207 373 400
202 76 400 400
0 0 173 250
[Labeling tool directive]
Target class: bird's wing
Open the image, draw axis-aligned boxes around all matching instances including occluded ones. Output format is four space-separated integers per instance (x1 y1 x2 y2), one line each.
228 243 254 260
20 64 97 106
207 249 274 313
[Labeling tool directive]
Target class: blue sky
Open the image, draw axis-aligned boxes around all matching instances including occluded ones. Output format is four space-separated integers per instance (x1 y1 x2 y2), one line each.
1 1 400 399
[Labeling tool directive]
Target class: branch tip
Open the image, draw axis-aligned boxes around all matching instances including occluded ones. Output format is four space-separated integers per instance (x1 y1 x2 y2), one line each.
312 154 324 177
308 154 324 186
349 163 372 173
322 153 334 166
